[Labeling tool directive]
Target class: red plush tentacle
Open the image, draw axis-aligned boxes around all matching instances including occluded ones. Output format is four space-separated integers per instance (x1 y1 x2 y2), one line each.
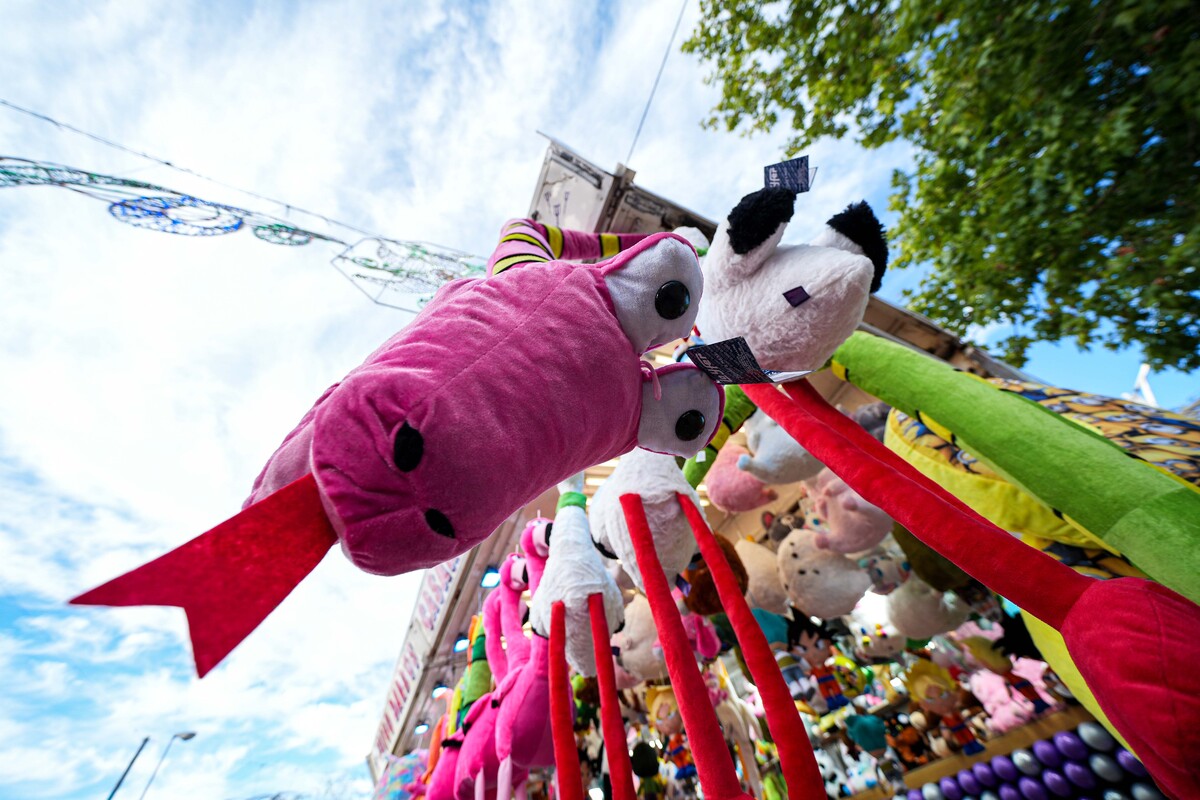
549 601 584 800
678 493 826 798
619 494 753 800
588 593 635 800
743 382 1090 628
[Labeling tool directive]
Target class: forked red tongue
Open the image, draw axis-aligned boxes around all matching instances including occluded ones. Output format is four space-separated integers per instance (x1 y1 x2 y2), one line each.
71 473 337 677
744 380 1200 798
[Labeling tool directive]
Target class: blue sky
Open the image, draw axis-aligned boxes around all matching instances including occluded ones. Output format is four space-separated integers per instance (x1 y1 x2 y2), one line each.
0 2 1195 799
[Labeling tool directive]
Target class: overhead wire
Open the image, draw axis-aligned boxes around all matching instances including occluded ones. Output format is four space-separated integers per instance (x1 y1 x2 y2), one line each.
626 0 690 165
0 97 390 242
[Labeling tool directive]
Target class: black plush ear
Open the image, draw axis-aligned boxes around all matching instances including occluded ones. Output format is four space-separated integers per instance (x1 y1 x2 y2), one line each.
727 187 797 255
827 201 888 292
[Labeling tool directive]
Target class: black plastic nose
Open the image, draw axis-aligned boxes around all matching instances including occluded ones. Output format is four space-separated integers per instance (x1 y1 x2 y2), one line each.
393 423 424 472
425 508 454 538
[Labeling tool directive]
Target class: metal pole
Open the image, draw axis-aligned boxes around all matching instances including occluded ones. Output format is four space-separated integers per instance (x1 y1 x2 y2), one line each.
138 736 178 800
106 737 150 800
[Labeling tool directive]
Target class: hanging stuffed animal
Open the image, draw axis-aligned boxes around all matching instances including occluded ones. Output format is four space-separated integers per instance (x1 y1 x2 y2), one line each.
737 410 824 485
694 187 887 373
528 493 624 675
733 538 790 614
73 219 723 676
776 526 871 618
589 448 705 590
790 615 851 711
678 536 749 617
902 659 985 756
611 594 669 684
704 443 778 512
885 576 969 640
808 468 893 554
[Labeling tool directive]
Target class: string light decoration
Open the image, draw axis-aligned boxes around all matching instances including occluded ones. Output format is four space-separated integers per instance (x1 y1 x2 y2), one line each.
0 156 485 311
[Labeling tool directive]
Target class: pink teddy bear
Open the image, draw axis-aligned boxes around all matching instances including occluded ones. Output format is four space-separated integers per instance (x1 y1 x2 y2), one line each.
808 468 892 554
705 443 778 512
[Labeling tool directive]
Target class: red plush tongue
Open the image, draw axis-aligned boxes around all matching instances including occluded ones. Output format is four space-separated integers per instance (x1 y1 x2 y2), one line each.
744 380 1200 798
589 593 636 800
71 473 337 677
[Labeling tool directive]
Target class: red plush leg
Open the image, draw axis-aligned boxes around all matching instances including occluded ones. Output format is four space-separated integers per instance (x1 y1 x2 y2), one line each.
549 601 584 800
589 593 635 800
619 494 752 800
71 472 337 676
742 382 1088 628
678 493 825 799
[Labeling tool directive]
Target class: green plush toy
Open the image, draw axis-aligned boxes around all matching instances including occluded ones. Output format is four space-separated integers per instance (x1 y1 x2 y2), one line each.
831 331 1200 605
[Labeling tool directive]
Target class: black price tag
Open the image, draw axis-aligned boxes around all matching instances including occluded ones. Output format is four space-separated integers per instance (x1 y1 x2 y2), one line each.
686 337 811 385
764 156 813 193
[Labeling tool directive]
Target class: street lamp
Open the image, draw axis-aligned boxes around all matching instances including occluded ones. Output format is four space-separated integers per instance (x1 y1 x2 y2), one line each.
139 731 196 800
106 737 150 800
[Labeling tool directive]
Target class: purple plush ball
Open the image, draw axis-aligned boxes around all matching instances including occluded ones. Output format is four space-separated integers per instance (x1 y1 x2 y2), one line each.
940 777 964 800
958 769 982 795
1042 769 1071 798
1032 739 1063 768
1078 722 1116 752
1018 777 1048 800
1090 753 1125 783
1012 749 1041 776
992 754 1019 783
1063 760 1096 789
999 785 1022 800
908 790 924 800
1130 782 1166 800
974 762 999 788
1114 747 1148 778
1053 731 1088 762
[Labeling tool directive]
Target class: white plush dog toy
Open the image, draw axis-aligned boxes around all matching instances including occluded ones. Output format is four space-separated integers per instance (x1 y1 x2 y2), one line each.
695 187 887 372
588 448 703 590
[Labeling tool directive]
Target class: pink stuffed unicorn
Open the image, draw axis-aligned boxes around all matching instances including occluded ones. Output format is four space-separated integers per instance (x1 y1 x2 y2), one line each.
704 444 778 513
72 220 723 677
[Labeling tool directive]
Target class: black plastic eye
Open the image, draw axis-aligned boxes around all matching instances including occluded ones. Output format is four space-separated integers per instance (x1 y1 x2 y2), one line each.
655 280 690 320
675 409 705 441
393 423 424 472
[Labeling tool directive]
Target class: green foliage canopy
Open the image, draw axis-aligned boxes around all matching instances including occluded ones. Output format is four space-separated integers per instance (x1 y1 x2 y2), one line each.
684 0 1200 370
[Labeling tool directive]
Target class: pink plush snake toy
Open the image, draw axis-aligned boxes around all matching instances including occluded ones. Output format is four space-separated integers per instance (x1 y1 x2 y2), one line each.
71 220 723 676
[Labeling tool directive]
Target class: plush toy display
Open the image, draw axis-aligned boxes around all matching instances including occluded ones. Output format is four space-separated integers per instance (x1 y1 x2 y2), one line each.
589 448 705 590
885 577 969 640
903 660 986 756
528 493 624 675
791 615 851 711
808 468 893 554
679 535 749 616
744 378 1200 798
612 594 669 684
694 187 887 373
734 538 790 614
73 220 723 676
776 526 871 618
857 542 911 595
758 509 806 548
704 443 778 512
737 411 824 485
